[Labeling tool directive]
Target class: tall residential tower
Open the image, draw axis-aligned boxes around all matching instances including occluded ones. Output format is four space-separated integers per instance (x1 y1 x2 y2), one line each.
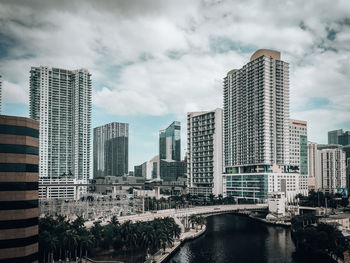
187 108 223 197
30 67 91 198
223 49 300 202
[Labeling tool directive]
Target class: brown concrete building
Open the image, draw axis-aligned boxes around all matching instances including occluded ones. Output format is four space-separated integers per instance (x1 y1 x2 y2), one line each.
0 115 39 263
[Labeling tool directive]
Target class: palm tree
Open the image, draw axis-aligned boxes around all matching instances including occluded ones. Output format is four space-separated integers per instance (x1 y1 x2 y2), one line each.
189 215 197 229
197 216 206 230
55 215 69 260
90 220 103 248
66 229 79 260
209 194 215 205
171 222 181 239
109 215 120 226
79 228 94 258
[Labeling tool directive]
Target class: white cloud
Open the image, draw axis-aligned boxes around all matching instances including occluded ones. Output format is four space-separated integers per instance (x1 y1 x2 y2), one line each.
2 80 28 104
0 0 349 145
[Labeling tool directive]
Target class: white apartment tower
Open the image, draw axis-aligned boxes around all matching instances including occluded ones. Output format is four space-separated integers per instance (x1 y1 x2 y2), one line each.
187 108 223 197
29 67 92 185
224 49 290 169
223 49 301 202
319 148 346 192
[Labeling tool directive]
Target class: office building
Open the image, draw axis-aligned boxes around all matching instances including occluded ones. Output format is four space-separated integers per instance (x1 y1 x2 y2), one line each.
160 159 186 182
328 129 343 145
338 131 350 146
159 121 185 182
29 67 91 199
159 121 181 161
223 49 300 202
187 108 223 197
307 141 319 190
289 120 308 173
289 119 308 195
134 162 147 178
93 122 128 178
134 155 160 180
0 115 39 262
147 155 159 180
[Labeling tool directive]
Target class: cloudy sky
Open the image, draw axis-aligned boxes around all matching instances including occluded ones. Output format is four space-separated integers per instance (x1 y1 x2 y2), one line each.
1 0 349 169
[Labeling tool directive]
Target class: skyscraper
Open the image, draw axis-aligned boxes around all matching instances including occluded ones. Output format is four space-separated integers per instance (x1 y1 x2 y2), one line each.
159 121 186 182
29 67 91 188
319 148 346 191
328 129 343 144
187 108 223 197
307 141 319 190
224 49 290 169
223 49 300 202
0 115 39 262
338 131 350 146
289 119 308 194
93 122 129 178
159 121 181 161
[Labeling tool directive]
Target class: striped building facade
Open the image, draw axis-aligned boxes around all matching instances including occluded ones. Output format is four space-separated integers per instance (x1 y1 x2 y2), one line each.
0 115 39 263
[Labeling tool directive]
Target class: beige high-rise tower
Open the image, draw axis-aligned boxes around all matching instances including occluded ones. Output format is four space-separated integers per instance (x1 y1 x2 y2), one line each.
223 49 299 202
224 49 290 170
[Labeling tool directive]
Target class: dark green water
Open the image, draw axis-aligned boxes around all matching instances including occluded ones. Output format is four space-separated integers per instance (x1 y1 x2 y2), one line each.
168 214 296 263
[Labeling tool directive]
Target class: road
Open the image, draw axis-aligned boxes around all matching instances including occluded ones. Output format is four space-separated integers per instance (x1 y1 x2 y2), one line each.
85 204 268 227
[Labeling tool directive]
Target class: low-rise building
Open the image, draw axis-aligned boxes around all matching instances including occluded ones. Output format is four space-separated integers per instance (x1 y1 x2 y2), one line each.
223 170 299 203
268 192 286 217
319 214 350 231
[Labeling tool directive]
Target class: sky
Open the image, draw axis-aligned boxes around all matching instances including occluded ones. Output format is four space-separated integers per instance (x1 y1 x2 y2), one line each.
0 0 350 170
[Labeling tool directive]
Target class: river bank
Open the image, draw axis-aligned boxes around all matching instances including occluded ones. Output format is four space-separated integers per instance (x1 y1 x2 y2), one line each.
145 225 207 263
248 215 291 227
168 214 296 263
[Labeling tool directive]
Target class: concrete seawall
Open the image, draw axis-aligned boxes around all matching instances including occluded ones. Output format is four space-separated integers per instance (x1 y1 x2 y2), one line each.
145 226 207 263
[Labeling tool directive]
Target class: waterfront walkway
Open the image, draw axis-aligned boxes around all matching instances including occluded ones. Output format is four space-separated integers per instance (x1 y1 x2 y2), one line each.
145 226 207 263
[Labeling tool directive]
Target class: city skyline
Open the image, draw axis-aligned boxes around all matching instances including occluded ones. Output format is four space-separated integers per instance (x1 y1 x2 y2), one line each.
1 0 350 169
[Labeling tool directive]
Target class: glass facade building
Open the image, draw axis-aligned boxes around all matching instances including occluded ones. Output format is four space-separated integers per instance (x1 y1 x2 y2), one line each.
224 174 268 200
160 159 186 182
93 122 128 178
338 131 350 146
328 129 343 145
159 121 181 161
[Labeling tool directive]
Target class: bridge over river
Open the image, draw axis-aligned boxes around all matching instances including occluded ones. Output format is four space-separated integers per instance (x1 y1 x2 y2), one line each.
85 204 268 227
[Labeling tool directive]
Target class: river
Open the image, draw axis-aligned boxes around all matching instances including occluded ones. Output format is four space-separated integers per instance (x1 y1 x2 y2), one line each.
168 214 296 263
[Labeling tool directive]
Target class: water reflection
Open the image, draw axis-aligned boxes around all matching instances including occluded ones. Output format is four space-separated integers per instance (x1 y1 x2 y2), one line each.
168 214 296 263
